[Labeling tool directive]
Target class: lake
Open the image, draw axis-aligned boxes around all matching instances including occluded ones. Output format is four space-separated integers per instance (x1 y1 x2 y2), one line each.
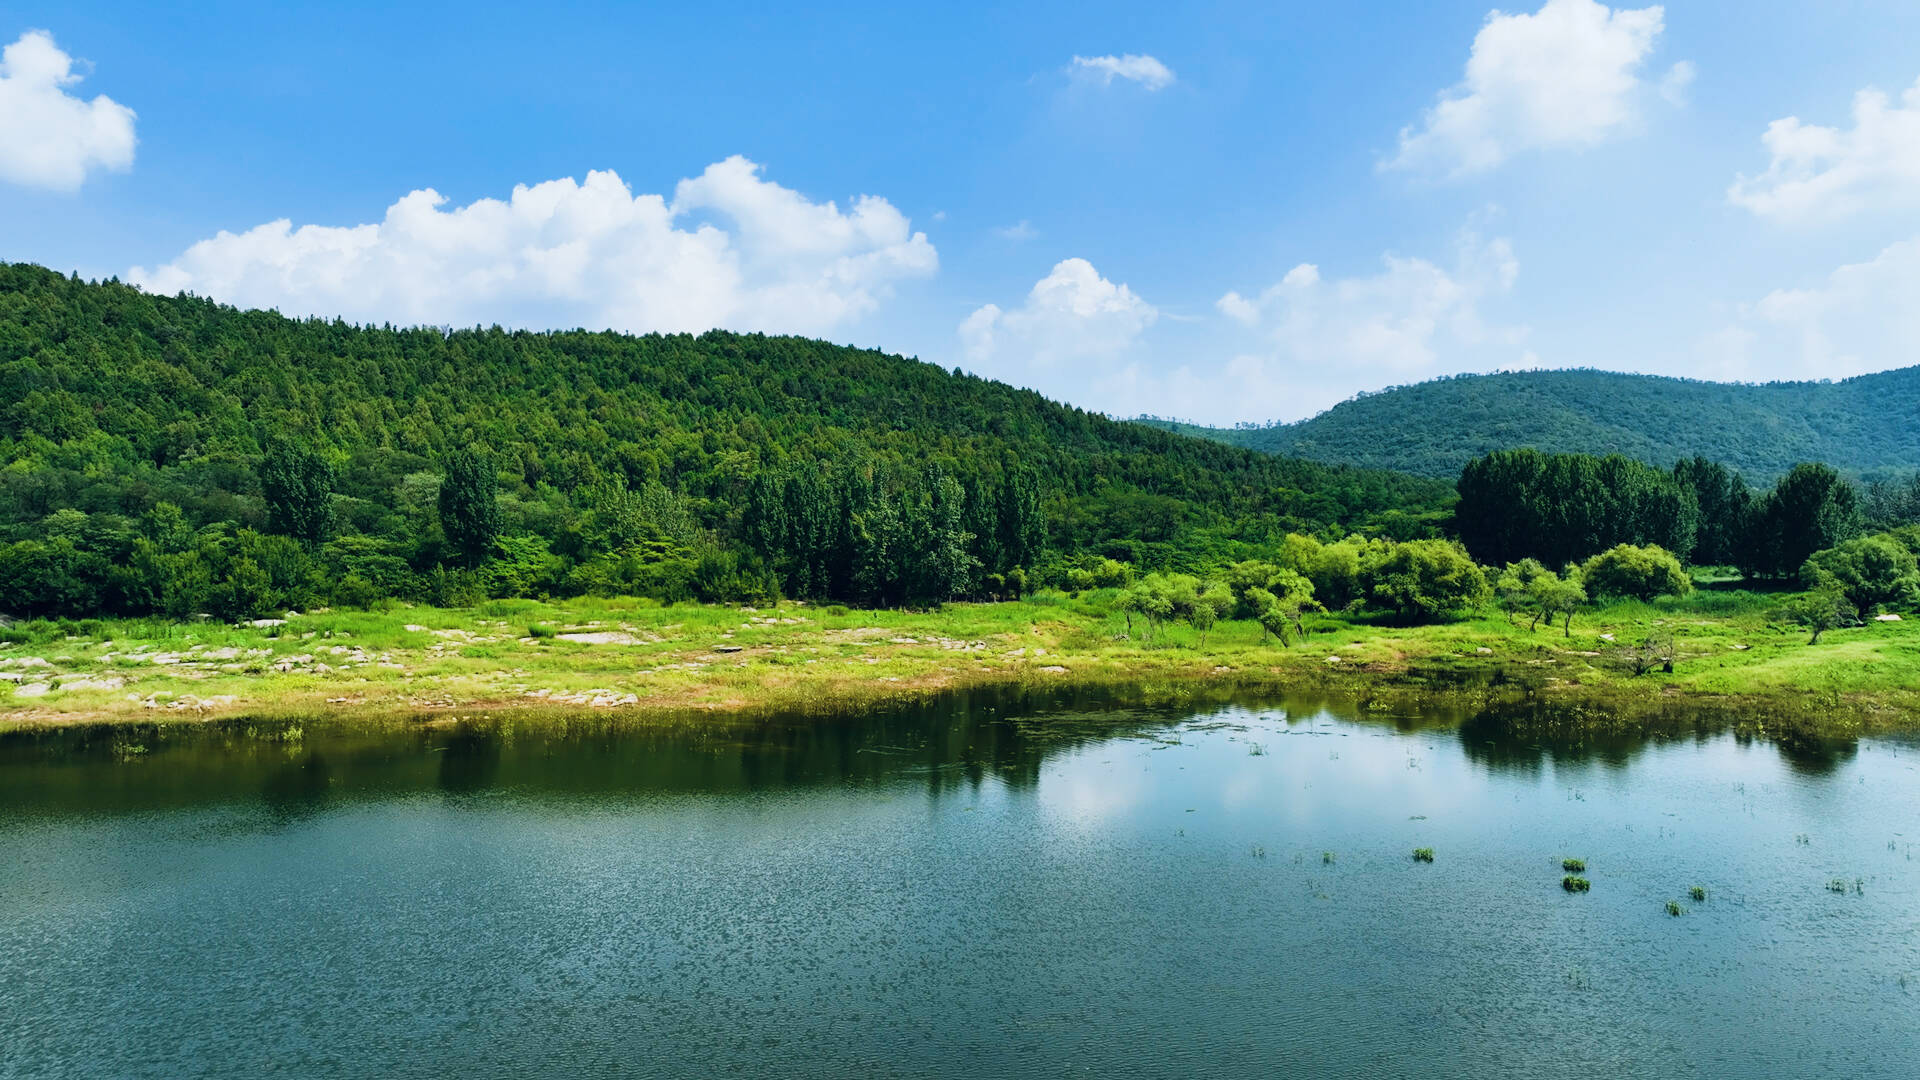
2 689 1916 1078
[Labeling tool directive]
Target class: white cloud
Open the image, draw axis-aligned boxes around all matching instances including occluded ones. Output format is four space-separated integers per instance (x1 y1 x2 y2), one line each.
1727 77 1920 222
1210 229 1529 418
129 157 936 336
992 220 1037 242
961 258 1156 378
0 30 136 191
1387 0 1673 177
1702 235 1920 381
1658 60 1695 106
1069 53 1176 91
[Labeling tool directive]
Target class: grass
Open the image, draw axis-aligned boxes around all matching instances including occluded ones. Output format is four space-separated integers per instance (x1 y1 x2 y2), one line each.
1562 858 1587 873
1689 886 1708 902
1562 875 1591 893
4 588 1920 732
1411 847 1435 863
1666 900 1685 916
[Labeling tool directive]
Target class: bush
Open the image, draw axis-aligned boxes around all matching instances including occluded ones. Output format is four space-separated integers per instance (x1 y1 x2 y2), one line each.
1800 534 1920 614
1361 539 1489 622
1579 544 1691 601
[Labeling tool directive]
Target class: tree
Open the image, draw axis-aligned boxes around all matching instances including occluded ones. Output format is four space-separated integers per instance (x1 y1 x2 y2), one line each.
1800 534 1920 614
260 438 336 546
1495 558 1552 624
1673 457 1752 566
1363 539 1490 623
1528 571 1587 637
1579 544 1692 602
1246 575 1321 647
439 449 501 568
1783 587 1857 644
1745 463 1860 579
1182 579 1233 648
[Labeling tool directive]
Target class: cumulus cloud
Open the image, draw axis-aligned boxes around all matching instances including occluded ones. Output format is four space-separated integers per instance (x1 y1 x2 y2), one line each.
1069 53 1176 91
1209 229 1530 418
960 258 1157 377
1727 77 1920 222
1387 0 1673 177
1701 235 1920 381
129 157 936 336
0 29 136 191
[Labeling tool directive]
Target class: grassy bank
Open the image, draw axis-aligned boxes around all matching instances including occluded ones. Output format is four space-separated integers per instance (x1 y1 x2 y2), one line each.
2 588 1916 733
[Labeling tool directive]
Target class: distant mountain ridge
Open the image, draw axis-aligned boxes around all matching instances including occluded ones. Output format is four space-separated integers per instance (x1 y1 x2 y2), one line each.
1134 367 1920 480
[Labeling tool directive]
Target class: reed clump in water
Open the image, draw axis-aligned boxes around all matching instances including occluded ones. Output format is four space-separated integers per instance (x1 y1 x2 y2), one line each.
1411 848 1435 863
1562 875 1590 893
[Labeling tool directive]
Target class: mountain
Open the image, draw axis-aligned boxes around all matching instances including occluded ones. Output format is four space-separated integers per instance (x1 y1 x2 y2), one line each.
1135 367 1920 481
0 263 1452 616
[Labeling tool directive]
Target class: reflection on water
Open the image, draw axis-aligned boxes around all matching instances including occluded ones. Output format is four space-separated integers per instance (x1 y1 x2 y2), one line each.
1 687 1916 1079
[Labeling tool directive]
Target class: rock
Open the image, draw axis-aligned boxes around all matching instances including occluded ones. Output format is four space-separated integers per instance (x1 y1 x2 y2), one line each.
1039 665 1069 674
1875 613 1902 622
247 618 286 628
404 625 428 633
1475 646 1494 654
1598 633 1615 642
1325 655 1342 664
15 683 50 697
714 645 744 653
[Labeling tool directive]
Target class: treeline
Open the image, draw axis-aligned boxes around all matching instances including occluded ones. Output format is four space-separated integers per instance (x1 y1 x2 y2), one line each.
1456 449 1861 578
0 263 1452 619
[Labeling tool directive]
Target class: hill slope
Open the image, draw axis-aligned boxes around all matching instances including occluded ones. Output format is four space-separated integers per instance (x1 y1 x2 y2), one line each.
0 263 1450 614
1136 368 1920 480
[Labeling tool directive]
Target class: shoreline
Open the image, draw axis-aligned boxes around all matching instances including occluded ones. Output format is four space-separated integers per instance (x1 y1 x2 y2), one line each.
3 594 1916 736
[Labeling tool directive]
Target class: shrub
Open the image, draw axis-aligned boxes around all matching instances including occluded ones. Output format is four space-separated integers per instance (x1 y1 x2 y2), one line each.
1580 544 1692 601
1362 539 1489 622
1800 534 1920 613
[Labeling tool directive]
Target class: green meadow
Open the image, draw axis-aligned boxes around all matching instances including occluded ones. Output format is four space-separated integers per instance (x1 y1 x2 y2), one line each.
5 584 1914 734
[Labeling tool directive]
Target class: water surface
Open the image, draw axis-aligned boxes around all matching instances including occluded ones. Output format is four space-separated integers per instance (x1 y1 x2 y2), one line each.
2 690 1916 1078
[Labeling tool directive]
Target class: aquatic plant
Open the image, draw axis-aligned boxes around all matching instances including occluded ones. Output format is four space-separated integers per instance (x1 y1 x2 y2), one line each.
1322 851 1336 865
1249 844 1266 859
1562 875 1590 892
1665 900 1684 916
1411 848 1435 863
1689 886 1707 902
1827 878 1849 893
1562 858 1586 873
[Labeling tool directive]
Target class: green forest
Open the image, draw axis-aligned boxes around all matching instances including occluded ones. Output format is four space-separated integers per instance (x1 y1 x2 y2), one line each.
8 265 1917 633
1136 366 1920 480
0 263 1448 618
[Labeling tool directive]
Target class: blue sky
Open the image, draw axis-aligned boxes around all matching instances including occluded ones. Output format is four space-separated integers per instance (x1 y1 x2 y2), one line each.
6 1 1920 423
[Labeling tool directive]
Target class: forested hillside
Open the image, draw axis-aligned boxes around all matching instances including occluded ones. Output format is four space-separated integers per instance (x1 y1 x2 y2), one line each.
0 264 1449 617
1136 367 1920 480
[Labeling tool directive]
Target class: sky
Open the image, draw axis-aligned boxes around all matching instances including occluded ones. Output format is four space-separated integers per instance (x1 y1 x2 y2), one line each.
6 0 1920 424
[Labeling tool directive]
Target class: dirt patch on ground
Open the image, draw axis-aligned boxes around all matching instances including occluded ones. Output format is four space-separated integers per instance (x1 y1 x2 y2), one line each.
554 631 652 645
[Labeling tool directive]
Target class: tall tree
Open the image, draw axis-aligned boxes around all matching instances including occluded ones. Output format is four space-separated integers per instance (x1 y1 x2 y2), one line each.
260 438 336 547
1744 463 1860 578
439 449 501 567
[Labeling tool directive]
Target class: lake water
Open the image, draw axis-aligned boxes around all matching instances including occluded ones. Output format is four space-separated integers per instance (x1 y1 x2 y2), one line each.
2 689 1917 1078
